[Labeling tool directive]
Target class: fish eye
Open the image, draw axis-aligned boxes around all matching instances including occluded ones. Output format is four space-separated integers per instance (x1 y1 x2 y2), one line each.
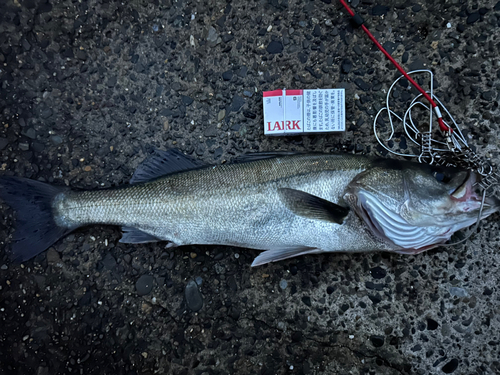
432 170 451 183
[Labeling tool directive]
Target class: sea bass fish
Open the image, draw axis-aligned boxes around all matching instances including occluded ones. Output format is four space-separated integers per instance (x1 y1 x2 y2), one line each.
0 150 497 266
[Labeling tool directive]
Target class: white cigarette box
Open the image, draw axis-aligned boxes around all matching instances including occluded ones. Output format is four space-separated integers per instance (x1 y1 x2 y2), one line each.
263 88 345 135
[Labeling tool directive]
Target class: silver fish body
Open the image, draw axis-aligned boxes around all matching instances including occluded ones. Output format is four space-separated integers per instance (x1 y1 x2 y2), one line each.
0 151 497 265
56 154 392 257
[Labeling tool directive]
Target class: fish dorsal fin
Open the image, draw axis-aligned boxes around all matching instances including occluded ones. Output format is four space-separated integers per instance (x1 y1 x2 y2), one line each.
233 151 304 163
130 149 205 184
278 188 349 224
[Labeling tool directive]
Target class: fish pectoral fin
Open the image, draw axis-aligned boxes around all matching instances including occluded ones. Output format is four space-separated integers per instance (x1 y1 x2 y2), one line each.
130 149 206 184
277 188 349 224
120 227 161 244
251 246 323 267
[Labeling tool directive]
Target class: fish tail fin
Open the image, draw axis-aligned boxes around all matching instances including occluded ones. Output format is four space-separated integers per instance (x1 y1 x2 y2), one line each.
0 176 71 262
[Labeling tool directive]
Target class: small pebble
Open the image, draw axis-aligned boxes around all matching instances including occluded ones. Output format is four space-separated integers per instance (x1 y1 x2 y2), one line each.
370 266 386 279
442 358 459 373
185 280 203 312
449 286 468 297
102 253 116 270
466 13 480 24
0 138 8 151
207 26 218 46
266 41 283 54
279 279 288 289
136 275 154 296
46 248 60 264
18 143 29 151
222 70 233 81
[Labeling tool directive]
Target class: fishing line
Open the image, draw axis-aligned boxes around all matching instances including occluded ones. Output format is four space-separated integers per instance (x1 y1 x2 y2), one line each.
373 69 470 164
338 0 499 245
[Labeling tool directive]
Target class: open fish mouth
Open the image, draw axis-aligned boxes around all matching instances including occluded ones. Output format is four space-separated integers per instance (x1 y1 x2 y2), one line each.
449 171 478 203
450 171 499 213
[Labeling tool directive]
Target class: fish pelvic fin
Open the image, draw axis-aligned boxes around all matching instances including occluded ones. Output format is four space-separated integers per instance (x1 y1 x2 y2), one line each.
251 246 323 267
0 176 73 262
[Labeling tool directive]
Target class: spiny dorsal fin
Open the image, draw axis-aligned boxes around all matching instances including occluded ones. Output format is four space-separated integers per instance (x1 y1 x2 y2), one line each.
130 149 205 184
278 188 349 224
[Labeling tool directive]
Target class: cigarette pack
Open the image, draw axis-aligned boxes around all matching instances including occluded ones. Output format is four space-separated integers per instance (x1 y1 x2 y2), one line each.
263 89 345 135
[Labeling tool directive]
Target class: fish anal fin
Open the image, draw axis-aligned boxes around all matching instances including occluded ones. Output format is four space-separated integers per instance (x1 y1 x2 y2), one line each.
130 149 205 184
120 227 161 244
278 188 349 224
251 246 323 267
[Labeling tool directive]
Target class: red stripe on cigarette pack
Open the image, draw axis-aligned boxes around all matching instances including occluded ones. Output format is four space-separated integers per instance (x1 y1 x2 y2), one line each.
263 90 283 97
263 89 303 97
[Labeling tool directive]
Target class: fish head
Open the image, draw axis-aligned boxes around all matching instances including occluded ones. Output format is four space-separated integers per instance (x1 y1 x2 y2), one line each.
344 159 499 252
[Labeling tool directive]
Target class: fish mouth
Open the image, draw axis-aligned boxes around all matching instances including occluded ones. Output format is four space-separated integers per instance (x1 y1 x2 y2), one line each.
450 171 500 213
450 171 477 202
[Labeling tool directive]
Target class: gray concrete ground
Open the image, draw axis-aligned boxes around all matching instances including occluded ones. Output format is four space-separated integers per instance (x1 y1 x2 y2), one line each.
1 0 499 374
